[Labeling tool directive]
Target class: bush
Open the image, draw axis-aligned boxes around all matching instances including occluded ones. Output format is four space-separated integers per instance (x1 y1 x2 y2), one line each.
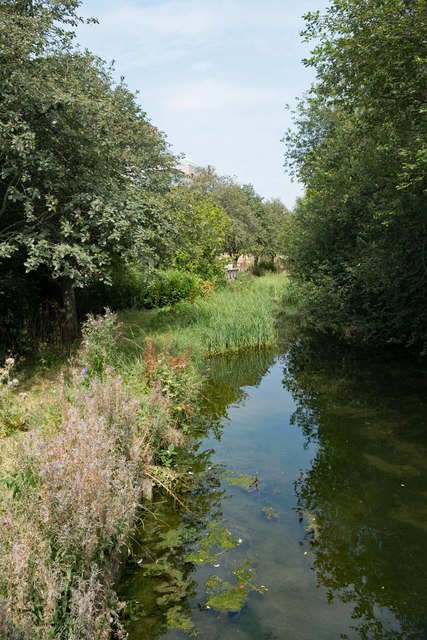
76 264 150 318
0 373 143 640
78 309 121 376
148 270 202 308
251 260 277 277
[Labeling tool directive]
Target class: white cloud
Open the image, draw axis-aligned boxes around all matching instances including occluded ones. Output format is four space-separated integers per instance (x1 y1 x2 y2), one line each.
191 61 216 73
77 0 311 71
161 78 281 112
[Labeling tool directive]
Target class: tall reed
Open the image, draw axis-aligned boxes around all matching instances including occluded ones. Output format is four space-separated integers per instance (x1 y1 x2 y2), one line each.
120 273 290 361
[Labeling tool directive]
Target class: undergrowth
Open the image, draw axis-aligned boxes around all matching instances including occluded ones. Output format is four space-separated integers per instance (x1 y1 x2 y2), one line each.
0 274 299 639
0 312 199 640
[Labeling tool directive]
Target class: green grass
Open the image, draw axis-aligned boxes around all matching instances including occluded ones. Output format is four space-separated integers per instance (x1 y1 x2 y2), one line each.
119 273 294 363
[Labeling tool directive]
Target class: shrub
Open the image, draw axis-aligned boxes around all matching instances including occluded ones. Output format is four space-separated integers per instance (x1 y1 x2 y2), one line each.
0 373 144 640
148 270 202 308
78 309 121 377
76 264 151 318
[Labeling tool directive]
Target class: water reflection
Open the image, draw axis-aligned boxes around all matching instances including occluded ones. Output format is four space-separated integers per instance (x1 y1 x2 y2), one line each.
283 333 427 639
200 348 276 423
121 332 427 640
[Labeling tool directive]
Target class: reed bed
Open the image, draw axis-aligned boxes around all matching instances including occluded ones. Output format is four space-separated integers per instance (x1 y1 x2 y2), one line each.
120 273 290 361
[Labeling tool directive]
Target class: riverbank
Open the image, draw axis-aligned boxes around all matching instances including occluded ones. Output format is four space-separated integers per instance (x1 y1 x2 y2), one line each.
119 272 298 361
0 273 295 640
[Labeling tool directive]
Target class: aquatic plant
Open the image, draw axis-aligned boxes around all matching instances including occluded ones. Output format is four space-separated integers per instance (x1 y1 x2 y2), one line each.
261 506 279 520
224 473 259 492
205 562 267 614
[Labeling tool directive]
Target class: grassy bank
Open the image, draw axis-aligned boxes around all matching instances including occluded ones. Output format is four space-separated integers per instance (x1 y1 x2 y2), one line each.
120 273 296 363
0 273 295 640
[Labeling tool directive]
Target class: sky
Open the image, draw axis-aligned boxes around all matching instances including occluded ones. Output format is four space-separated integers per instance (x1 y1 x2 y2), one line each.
75 0 328 209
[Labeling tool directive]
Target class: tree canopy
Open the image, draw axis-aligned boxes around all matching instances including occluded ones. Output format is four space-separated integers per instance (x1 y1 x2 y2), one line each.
284 0 427 352
0 0 175 341
189 167 289 260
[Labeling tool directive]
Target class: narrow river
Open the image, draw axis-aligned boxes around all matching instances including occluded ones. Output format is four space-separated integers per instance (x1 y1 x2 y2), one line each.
120 330 427 640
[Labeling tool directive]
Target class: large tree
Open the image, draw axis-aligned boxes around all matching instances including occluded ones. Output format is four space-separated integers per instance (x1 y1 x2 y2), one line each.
285 0 427 351
0 0 174 342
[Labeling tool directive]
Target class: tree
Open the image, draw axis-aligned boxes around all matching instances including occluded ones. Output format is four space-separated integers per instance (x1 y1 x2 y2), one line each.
165 186 229 282
0 0 174 342
284 0 427 351
190 168 289 261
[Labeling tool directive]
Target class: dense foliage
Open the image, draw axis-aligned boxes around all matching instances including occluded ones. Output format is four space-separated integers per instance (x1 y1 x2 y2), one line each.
165 185 229 283
284 0 427 352
0 0 289 358
0 0 178 348
189 167 289 261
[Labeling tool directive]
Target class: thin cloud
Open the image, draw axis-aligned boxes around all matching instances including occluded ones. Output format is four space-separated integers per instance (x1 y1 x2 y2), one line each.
78 0 304 70
161 78 281 112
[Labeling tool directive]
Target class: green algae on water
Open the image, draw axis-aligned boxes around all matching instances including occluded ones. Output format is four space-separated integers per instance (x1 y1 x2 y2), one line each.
205 562 267 613
261 506 279 520
166 605 197 636
184 520 239 565
224 473 259 492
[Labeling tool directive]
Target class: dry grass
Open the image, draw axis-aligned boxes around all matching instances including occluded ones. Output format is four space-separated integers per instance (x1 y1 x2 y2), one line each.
0 314 199 640
0 373 144 639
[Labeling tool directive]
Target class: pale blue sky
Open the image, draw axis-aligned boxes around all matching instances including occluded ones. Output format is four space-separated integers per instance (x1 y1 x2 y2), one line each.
76 0 328 208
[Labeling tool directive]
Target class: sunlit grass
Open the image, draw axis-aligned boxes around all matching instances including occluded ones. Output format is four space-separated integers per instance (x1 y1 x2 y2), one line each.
119 273 293 362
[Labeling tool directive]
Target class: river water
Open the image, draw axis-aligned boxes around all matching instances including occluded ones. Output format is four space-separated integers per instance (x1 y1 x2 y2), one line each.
120 330 427 640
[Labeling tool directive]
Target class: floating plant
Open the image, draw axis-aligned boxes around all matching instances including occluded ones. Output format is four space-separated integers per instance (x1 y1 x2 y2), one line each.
261 506 279 520
224 473 260 492
205 561 267 614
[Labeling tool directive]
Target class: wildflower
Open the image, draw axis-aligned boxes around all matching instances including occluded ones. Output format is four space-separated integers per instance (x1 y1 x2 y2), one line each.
5 357 14 366
81 367 87 376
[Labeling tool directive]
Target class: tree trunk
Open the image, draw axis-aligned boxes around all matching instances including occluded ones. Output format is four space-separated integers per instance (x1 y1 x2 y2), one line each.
61 276 78 344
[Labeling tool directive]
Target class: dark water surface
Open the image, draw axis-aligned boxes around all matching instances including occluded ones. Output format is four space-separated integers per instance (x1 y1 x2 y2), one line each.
120 332 427 640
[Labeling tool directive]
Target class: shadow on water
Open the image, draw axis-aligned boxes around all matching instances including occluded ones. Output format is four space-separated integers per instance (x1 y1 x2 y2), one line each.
284 332 427 639
119 330 427 640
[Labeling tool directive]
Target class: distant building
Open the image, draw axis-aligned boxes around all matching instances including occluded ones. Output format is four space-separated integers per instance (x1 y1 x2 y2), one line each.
175 161 201 179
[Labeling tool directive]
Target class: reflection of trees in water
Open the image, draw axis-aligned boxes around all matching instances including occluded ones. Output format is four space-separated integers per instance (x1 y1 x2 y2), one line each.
283 332 427 640
200 348 276 425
